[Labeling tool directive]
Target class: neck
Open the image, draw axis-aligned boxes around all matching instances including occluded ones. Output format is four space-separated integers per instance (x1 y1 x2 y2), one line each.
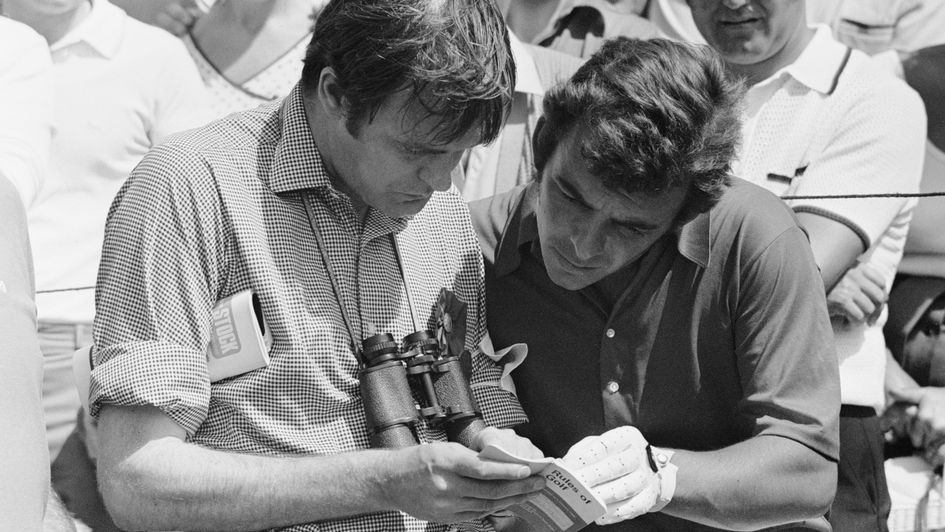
304 92 371 222
5 0 92 44
731 24 816 86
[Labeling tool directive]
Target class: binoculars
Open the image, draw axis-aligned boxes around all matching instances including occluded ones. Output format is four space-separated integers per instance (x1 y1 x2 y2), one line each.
359 330 485 449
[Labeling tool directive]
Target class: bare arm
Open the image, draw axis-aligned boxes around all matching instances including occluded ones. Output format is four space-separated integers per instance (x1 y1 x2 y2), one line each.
110 0 202 35
794 212 866 292
664 436 835 530
97 405 544 531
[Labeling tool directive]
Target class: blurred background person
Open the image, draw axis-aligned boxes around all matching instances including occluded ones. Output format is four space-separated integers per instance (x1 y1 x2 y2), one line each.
498 0 661 59
456 29 583 200
0 14 52 208
182 0 316 118
111 0 328 36
685 1 927 529
1 0 210 528
0 16 75 531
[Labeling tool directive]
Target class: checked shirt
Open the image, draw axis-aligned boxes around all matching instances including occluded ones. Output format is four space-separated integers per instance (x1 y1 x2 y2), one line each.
90 84 526 531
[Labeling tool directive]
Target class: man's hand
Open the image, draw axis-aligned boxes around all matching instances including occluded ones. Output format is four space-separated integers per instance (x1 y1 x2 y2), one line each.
560 426 664 525
887 386 945 465
826 261 886 326
382 442 544 524
154 0 203 36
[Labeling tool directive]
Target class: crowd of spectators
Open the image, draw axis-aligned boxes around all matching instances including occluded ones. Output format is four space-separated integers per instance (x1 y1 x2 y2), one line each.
1 0 943 530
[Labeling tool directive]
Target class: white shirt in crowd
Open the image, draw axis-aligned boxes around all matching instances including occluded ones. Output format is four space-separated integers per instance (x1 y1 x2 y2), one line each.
900 142 945 279
29 0 210 325
649 0 945 54
0 18 53 208
732 25 927 411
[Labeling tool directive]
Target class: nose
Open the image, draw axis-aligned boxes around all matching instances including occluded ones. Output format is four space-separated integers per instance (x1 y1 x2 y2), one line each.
568 226 605 265
721 0 750 9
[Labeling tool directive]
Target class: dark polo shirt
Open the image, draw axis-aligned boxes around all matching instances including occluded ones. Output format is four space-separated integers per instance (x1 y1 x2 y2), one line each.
471 179 840 531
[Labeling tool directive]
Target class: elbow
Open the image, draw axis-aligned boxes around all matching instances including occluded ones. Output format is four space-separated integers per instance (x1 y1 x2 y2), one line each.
797 460 837 520
98 462 149 531
98 457 173 531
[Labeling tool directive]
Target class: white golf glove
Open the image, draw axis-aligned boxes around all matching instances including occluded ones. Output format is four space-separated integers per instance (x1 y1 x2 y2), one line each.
560 426 677 525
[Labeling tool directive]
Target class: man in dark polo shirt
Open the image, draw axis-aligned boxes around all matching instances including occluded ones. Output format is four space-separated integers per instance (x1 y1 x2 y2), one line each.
471 38 841 530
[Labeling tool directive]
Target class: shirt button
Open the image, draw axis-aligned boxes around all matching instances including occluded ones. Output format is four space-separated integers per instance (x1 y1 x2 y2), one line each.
605 328 616 338
606 381 620 394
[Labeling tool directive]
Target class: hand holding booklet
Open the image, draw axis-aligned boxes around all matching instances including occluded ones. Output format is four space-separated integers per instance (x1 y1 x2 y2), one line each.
480 444 607 532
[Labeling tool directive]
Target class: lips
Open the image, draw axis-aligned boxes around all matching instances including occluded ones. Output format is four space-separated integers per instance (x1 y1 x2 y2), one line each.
719 17 761 26
551 245 599 271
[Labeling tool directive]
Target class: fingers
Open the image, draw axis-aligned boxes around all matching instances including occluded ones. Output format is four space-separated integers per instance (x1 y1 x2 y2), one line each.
857 263 887 293
590 464 649 503
595 480 660 525
562 426 646 470
155 3 201 36
456 458 534 481
573 447 642 488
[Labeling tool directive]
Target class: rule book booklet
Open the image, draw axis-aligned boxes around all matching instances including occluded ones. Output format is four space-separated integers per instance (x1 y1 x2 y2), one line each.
480 445 607 532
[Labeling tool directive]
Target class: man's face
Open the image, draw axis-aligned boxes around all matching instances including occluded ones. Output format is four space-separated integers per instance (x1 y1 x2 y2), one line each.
329 90 481 219
686 0 806 66
536 128 687 291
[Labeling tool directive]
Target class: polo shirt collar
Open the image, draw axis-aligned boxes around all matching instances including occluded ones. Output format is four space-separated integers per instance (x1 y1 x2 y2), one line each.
494 181 711 277
675 209 710 268
765 24 850 95
50 0 123 58
269 85 333 194
509 31 544 96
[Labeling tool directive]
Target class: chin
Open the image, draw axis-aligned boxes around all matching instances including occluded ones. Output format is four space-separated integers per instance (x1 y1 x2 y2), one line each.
546 263 596 291
383 198 431 218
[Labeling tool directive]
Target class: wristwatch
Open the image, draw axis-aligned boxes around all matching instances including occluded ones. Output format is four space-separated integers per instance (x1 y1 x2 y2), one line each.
646 445 677 512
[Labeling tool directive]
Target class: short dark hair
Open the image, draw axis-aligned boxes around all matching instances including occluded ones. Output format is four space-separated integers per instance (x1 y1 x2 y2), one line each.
301 0 515 145
534 38 743 222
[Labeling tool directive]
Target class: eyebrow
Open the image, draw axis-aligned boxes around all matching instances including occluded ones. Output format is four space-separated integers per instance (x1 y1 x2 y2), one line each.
556 174 662 231
399 138 449 155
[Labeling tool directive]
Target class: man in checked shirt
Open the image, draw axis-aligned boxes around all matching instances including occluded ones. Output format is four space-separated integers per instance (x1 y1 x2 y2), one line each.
86 1 546 530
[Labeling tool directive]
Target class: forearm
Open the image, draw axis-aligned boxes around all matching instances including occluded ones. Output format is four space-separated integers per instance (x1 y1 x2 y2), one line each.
886 349 920 397
97 405 396 530
662 435 836 530
97 406 541 530
100 434 396 531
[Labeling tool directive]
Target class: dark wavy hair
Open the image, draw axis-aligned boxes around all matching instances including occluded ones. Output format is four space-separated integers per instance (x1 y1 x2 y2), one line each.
534 38 743 222
301 0 515 145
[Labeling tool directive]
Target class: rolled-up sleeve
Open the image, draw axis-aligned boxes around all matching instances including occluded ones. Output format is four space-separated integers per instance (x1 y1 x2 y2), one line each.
90 142 229 436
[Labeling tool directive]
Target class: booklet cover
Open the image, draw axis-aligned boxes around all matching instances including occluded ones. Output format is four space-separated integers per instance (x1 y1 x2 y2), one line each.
206 290 272 382
480 445 607 532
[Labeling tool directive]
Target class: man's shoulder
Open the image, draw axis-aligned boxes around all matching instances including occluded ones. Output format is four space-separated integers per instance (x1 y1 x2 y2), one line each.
468 187 528 266
126 104 281 194
160 104 281 155
832 47 924 116
709 179 803 246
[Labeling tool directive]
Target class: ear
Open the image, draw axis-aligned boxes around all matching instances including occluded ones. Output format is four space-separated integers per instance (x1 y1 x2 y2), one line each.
531 115 546 172
314 67 348 122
